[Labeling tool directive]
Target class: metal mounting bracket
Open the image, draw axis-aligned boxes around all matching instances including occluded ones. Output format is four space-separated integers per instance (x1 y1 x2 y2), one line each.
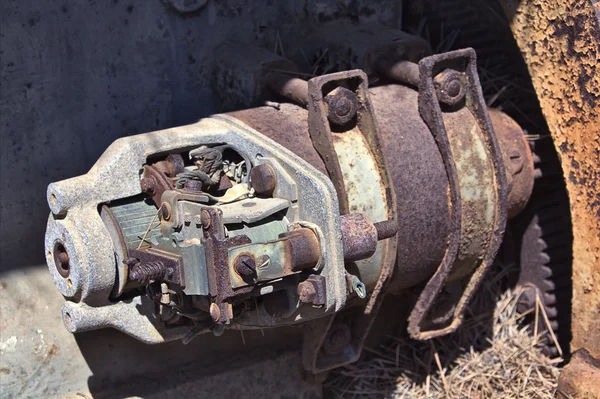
408 48 508 340
303 70 398 373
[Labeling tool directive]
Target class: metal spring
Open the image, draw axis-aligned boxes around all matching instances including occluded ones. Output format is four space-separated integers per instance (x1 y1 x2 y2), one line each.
129 261 166 284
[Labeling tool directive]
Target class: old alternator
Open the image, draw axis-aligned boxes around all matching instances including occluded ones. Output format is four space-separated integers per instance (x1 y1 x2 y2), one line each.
45 38 533 373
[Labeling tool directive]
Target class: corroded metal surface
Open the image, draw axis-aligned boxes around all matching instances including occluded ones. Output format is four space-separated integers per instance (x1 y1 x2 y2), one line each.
227 105 328 176
489 109 535 219
501 0 600 358
370 84 452 291
339 213 379 262
301 69 399 373
405 49 508 340
557 349 600 399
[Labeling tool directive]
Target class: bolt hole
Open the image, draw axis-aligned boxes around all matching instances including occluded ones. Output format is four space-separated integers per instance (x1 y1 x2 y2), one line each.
67 279 72 288
53 241 70 278
50 193 57 206
64 312 73 329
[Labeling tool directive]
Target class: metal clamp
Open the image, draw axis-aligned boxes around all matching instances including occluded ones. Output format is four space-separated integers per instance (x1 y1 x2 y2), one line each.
302 70 399 373
407 48 508 340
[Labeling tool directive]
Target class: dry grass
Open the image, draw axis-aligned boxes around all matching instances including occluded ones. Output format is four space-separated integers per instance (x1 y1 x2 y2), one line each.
326 267 561 398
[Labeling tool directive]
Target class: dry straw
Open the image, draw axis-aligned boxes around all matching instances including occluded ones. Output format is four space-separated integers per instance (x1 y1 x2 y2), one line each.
326 265 561 398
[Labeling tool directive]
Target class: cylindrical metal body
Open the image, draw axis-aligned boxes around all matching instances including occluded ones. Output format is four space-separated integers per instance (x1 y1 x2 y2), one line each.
228 82 533 291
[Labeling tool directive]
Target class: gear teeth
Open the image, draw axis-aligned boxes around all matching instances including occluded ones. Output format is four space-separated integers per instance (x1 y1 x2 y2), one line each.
542 292 556 307
539 252 551 264
540 265 553 279
544 307 558 318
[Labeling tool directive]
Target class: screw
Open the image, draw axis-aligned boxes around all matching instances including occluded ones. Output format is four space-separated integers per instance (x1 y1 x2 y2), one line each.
234 254 256 277
129 261 167 284
297 281 317 303
324 87 358 126
140 177 156 194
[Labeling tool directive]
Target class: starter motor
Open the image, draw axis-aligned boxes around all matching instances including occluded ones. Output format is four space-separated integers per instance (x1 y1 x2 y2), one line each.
44 30 534 373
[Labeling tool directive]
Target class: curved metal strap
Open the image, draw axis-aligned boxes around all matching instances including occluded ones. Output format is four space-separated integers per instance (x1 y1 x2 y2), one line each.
303 70 399 372
408 48 508 340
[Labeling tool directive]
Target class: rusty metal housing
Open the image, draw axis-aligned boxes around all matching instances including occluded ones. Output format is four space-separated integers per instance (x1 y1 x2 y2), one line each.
42 26 535 374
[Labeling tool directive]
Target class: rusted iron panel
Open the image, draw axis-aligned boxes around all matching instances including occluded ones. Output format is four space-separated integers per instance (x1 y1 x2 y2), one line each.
501 0 600 358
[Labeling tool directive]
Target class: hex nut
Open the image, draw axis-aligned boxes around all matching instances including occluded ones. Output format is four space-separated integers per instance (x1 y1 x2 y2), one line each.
324 87 358 126
433 69 465 106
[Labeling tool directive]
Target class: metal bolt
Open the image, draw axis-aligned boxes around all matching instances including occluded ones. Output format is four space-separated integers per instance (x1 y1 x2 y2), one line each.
209 303 221 322
200 210 211 229
335 97 352 117
374 220 398 240
250 164 277 197
140 177 156 194
446 79 462 97
234 254 256 277
434 69 465 106
324 87 358 126
128 261 167 284
297 281 317 303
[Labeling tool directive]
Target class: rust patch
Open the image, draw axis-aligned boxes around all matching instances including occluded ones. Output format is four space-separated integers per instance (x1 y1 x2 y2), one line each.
489 109 535 219
557 348 600 399
501 0 600 358
226 105 328 176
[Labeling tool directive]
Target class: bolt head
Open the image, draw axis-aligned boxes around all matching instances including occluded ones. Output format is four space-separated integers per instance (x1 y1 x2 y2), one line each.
200 210 212 229
324 87 358 126
250 164 277 197
234 254 256 276
446 79 462 98
434 69 465 105
297 282 317 303
335 97 352 117
140 177 156 194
